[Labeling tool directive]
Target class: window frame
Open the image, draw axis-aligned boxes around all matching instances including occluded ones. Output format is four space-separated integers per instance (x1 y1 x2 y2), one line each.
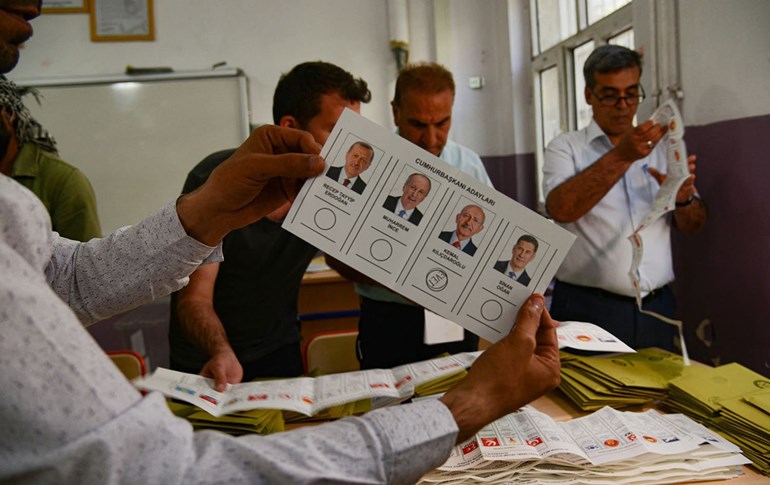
530 1 633 208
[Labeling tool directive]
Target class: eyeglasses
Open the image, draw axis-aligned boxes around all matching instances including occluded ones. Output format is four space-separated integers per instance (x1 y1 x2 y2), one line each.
591 85 646 107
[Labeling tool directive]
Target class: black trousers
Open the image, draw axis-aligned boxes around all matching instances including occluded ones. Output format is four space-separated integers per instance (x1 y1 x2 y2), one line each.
170 340 304 381
550 280 677 352
356 296 479 370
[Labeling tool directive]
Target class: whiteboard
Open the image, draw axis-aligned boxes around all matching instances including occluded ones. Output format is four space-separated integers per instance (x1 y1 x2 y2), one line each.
17 69 250 234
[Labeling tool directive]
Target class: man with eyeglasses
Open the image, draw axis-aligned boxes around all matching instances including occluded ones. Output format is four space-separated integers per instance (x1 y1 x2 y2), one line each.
542 44 707 352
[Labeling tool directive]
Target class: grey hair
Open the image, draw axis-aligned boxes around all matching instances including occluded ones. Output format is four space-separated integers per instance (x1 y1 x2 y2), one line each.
583 45 642 89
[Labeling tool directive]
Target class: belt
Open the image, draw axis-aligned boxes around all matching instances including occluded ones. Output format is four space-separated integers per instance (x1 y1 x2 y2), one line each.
555 280 667 304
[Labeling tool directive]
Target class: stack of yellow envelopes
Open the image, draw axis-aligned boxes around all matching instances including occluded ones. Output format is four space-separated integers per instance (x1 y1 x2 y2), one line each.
559 348 685 411
167 400 285 435
414 368 468 397
663 362 770 476
283 398 373 424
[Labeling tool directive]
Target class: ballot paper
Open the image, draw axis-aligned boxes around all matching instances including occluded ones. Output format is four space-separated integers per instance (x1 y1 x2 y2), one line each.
557 321 635 353
419 406 749 484
283 109 576 343
135 352 481 417
626 99 693 364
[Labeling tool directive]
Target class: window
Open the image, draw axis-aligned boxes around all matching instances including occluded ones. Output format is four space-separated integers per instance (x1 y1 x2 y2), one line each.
530 0 632 206
573 40 595 130
587 0 630 25
531 0 577 54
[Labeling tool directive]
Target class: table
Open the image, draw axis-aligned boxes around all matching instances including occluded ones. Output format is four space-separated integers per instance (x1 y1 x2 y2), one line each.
297 268 360 342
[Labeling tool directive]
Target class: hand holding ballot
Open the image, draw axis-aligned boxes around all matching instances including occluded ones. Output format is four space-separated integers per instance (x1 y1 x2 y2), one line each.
177 125 324 246
440 294 561 442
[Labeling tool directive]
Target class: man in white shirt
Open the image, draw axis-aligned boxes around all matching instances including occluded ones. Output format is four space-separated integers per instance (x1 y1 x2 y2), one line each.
542 45 706 351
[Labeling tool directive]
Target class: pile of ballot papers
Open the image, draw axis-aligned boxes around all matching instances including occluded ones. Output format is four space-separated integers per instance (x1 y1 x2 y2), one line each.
663 362 770 476
142 353 479 435
418 405 749 484
167 401 286 435
558 348 686 411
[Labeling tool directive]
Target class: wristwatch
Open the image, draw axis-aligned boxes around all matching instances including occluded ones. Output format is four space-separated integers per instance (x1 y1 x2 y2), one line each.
675 195 700 207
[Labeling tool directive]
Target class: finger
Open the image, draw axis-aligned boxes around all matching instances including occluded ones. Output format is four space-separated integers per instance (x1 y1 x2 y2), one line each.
511 294 546 339
211 365 229 392
259 125 323 155
647 167 666 185
200 364 227 392
535 307 560 349
242 152 325 182
637 119 654 132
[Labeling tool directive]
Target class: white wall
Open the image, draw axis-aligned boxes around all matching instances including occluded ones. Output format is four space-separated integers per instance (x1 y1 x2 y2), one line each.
10 0 397 128
678 0 770 125
12 0 535 159
435 0 517 156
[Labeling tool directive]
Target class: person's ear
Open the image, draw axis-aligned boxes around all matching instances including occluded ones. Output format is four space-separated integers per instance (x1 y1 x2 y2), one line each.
391 101 400 124
584 86 593 105
278 115 301 130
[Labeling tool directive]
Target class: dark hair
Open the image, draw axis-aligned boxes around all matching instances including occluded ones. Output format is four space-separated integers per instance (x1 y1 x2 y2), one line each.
348 140 374 158
393 62 455 107
583 45 642 89
272 61 371 126
517 234 539 253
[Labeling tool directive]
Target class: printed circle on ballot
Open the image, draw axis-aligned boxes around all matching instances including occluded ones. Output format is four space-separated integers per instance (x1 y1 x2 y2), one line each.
425 268 449 292
480 300 503 321
369 239 393 262
313 208 337 231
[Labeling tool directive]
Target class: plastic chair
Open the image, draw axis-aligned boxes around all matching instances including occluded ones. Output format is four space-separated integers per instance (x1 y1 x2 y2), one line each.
302 330 360 374
107 350 147 381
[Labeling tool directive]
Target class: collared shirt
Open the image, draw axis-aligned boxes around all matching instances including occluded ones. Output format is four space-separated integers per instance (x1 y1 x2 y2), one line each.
0 174 457 483
357 139 493 304
11 143 102 241
542 118 673 296
394 198 415 220
333 169 361 188
446 231 472 252
503 262 520 280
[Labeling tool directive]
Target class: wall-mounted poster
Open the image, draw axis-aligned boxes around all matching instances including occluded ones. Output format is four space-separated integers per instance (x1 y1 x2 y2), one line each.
90 0 154 41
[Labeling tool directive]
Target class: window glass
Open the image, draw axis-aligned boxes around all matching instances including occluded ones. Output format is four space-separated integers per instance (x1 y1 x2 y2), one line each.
540 66 562 148
587 0 631 25
609 28 634 48
573 40 595 130
535 0 578 53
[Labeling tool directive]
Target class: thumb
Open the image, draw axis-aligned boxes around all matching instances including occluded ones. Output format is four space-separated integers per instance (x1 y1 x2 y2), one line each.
511 294 546 339
647 166 666 185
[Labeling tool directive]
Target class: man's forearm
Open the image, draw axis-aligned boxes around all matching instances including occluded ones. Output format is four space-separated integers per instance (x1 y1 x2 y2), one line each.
546 149 633 223
177 301 233 356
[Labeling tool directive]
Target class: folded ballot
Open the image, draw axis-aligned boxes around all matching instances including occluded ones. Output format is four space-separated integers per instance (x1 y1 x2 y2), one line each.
135 324 632 419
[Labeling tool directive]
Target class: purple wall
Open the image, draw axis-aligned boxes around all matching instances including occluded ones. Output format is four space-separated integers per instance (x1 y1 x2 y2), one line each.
673 114 770 377
482 153 538 211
